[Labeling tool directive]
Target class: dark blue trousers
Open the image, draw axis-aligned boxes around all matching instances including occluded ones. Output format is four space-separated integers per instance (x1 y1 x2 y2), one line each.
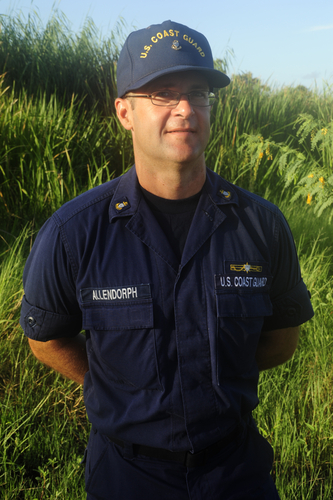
85 421 281 500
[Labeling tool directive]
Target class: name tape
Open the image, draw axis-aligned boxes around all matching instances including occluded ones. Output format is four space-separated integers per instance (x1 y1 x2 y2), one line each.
81 284 151 303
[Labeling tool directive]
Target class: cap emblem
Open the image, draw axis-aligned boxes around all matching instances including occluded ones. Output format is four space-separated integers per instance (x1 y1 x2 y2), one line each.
171 40 182 51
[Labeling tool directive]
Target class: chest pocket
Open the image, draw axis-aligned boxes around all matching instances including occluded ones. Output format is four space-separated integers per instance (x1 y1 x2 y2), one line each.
216 292 273 378
82 300 162 391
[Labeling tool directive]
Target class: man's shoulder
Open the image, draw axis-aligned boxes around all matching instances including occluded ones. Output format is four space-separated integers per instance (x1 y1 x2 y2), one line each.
233 184 280 216
207 168 281 217
52 176 123 227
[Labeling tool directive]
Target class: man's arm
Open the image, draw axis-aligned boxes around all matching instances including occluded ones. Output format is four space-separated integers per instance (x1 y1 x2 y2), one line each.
255 326 300 371
28 333 88 384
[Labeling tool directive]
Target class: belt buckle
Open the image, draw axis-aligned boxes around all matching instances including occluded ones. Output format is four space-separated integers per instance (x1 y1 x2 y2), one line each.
184 448 208 468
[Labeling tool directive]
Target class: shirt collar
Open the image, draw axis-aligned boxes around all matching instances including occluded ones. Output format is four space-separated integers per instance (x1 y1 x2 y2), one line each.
203 167 239 207
109 165 239 223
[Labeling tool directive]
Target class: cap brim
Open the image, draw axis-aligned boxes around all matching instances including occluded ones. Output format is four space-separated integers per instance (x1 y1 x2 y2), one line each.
120 66 230 96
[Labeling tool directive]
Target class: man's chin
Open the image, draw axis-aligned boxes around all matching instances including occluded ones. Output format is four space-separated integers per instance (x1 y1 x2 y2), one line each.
163 143 206 164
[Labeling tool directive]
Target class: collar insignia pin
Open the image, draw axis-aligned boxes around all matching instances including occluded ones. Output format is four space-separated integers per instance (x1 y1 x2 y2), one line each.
220 190 231 199
171 40 182 51
115 201 129 211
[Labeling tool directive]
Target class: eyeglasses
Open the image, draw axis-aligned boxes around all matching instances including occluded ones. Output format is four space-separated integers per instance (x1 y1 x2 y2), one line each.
125 90 216 108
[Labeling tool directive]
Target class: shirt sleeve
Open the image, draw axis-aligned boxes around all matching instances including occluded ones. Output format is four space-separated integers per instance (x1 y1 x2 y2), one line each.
20 217 82 341
262 211 314 331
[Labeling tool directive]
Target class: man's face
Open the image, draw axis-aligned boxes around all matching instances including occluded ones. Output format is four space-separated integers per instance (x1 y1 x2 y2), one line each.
116 71 212 170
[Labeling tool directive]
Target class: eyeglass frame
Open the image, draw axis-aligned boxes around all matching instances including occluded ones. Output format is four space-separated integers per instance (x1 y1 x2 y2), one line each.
124 90 216 108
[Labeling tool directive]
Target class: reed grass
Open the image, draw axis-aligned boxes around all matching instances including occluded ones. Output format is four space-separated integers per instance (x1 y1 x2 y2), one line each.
254 225 333 499
0 10 123 113
0 74 132 229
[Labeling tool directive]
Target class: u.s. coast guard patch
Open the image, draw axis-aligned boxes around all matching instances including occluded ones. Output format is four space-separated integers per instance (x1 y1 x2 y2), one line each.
215 261 272 291
215 274 271 291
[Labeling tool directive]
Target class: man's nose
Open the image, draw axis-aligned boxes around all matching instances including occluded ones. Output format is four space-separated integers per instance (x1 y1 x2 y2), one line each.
173 94 194 116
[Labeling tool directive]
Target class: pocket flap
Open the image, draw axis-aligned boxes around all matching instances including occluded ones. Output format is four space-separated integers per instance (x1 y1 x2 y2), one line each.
82 300 153 330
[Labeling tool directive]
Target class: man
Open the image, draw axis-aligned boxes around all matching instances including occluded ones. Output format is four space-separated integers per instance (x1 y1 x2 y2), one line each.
20 20 314 500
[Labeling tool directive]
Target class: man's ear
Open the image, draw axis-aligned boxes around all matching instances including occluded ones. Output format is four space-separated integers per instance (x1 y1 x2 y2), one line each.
115 97 133 131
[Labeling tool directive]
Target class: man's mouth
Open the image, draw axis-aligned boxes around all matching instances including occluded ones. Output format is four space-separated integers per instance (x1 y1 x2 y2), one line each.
168 128 195 133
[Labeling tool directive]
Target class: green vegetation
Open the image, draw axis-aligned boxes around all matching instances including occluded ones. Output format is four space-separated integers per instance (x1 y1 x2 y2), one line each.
0 11 332 500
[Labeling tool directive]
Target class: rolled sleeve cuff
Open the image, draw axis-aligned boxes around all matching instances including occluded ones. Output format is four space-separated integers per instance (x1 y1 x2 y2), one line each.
20 295 82 341
263 279 314 331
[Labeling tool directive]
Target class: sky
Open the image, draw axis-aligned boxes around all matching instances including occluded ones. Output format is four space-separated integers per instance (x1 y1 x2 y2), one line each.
1 0 333 89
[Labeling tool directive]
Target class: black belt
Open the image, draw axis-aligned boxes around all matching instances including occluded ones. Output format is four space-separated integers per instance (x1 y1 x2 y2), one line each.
108 425 241 468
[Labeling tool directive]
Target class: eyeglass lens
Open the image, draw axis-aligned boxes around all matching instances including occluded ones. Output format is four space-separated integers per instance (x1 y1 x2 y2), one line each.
151 90 215 107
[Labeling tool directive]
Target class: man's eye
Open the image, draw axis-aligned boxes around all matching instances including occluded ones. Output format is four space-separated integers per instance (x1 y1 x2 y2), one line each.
191 91 207 98
154 91 174 99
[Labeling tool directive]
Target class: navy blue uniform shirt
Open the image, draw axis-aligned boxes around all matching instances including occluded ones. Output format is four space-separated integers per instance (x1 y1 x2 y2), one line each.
20 166 314 452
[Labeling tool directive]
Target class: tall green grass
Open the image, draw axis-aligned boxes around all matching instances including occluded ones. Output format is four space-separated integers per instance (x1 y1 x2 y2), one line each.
0 10 333 500
0 10 123 113
208 74 333 205
254 219 333 499
0 74 132 229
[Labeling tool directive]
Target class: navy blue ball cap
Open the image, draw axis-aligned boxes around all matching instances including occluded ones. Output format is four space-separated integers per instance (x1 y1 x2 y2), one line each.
117 20 230 97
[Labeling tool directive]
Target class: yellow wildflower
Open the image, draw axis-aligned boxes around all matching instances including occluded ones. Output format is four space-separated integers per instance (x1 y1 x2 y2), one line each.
321 128 328 135
306 193 312 205
259 152 264 159
308 174 314 178
319 176 325 187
